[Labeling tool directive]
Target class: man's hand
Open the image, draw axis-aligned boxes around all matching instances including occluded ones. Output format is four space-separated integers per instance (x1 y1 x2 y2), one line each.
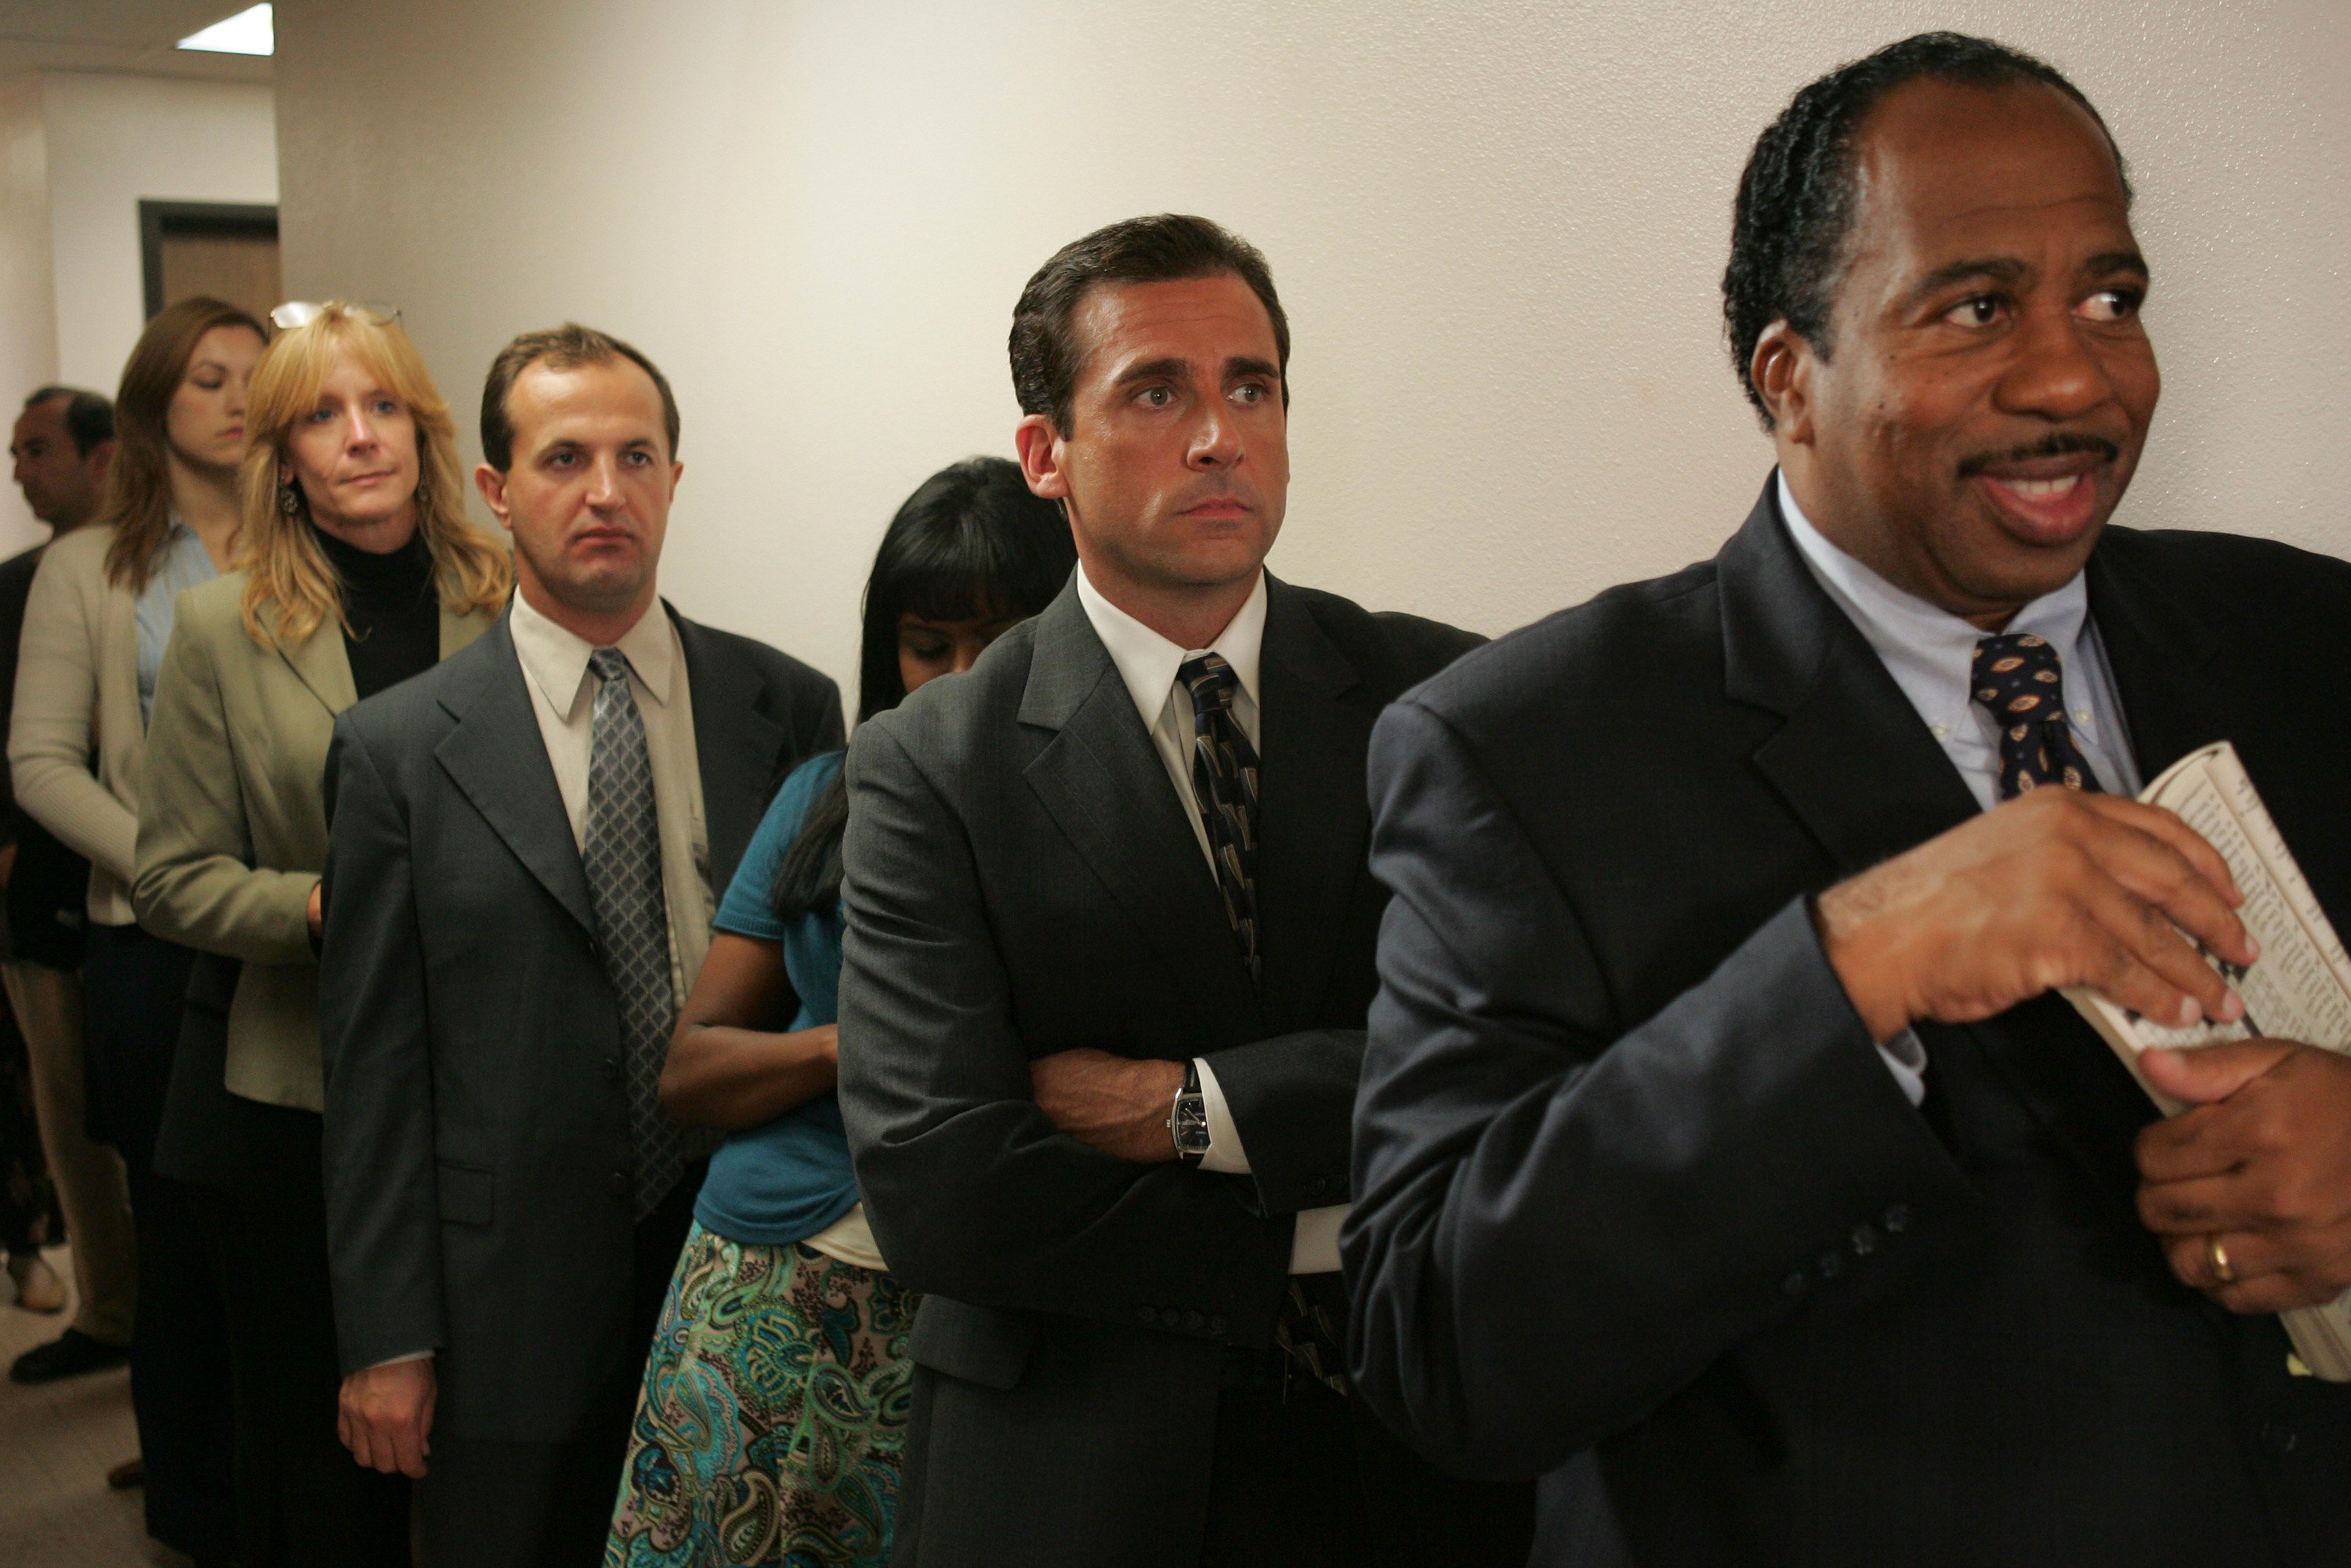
339 1357 436 1477
2135 1040 2351 1313
1814 790 2253 1044
1031 1048 1186 1164
306 882 324 942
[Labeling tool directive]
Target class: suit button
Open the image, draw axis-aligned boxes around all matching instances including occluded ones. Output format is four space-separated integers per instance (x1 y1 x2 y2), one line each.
1183 1310 1205 1333
1817 1251 1845 1280
1159 1308 1182 1331
1882 1203 1912 1234
1209 1314 1230 1334
1304 1175 1331 1199
2262 1421 2300 1456
607 1170 630 1199
587 935 604 962
602 1056 623 1084
1850 1224 1878 1257
1782 1272 1808 1298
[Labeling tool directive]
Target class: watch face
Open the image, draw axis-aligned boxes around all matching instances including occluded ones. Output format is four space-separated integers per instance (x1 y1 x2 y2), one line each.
1172 1095 1212 1154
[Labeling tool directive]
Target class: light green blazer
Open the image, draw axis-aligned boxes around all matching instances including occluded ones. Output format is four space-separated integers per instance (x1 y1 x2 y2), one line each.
132 570 498 1113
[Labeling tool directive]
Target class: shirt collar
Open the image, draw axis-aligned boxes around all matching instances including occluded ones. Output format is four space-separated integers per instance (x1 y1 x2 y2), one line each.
1074 564 1267 730
508 588 678 718
1776 469 2090 688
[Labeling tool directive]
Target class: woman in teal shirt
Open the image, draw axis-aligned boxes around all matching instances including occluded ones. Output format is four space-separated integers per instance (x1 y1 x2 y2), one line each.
606 458 1075 1568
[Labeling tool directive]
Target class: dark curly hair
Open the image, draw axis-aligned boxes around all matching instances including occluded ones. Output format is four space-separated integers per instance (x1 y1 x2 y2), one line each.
1010 214 1290 436
1722 32 2129 429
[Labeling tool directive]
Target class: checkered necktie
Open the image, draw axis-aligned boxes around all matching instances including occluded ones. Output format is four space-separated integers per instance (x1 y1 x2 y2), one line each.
1179 653 1260 980
583 648 687 1219
1970 633 2103 801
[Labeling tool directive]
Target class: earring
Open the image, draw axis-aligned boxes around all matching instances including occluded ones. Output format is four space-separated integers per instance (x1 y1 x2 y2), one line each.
278 483 301 516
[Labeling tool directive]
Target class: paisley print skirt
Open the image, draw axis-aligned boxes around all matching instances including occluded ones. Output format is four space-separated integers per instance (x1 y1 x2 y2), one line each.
605 1224 918 1567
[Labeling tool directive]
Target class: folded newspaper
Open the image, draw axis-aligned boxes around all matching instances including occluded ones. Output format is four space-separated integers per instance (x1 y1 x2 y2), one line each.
2061 741 2351 1381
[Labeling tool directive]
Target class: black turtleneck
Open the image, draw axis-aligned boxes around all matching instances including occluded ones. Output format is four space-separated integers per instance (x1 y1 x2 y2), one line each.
313 524 439 701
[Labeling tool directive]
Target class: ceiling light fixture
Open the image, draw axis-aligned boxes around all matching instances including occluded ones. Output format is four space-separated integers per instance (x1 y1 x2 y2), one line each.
177 3 273 56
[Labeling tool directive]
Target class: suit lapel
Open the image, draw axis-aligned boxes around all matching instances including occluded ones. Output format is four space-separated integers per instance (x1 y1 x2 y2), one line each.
276 614 358 719
674 604 788 894
2086 536 2227 785
434 613 596 932
1723 478 2150 1193
1018 584 1263 1043
1252 578 1371 1023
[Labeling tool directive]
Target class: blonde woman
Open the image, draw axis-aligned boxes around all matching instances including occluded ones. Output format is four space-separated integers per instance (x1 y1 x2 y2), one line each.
132 302 511 1568
10 295 266 1563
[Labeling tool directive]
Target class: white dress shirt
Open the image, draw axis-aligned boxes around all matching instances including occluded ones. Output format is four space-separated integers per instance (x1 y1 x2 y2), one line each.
1777 473 2143 1105
1073 565 1348 1275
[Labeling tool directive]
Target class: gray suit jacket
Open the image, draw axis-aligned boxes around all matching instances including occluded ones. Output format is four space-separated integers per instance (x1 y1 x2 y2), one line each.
317 604 842 1443
837 574 1479 1566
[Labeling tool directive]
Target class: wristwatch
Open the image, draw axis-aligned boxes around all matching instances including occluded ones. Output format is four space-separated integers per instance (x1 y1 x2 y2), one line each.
1167 1059 1211 1164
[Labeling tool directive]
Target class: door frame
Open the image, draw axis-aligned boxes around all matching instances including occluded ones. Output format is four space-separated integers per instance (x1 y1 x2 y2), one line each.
138 200 281 318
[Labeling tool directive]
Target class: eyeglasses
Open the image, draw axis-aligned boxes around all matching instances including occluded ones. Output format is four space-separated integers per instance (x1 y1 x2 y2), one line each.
269 301 402 331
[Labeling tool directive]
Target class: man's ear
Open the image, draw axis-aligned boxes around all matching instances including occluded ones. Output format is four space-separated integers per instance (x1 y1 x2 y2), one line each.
1750 320 1818 447
474 464 513 528
1014 414 1070 501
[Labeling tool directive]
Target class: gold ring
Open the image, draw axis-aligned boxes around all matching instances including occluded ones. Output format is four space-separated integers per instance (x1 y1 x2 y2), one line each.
2208 1234 2237 1286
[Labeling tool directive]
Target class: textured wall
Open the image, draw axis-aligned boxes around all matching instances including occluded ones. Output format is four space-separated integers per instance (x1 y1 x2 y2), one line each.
275 0 2351 693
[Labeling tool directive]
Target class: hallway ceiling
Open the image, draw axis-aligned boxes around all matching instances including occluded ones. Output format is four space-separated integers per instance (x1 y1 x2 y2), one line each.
0 1 273 84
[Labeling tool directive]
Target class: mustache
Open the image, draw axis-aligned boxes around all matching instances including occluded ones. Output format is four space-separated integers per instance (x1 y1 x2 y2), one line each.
1956 433 2119 480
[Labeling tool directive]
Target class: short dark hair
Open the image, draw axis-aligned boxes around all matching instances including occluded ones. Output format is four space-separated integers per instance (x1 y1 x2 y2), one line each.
770 455 1077 923
21 386 114 454
479 323 680 470
1009 214 1290 436
1722 32 2129 429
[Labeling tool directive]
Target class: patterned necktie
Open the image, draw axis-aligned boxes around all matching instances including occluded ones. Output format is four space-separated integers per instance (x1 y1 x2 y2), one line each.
1969 633 2103 801
1179 653 1261 980
582 647 687 1219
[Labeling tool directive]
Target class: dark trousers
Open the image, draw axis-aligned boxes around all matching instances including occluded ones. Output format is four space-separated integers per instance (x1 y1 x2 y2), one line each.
1200 1296 1534 1568
418 1163 703 1568
213 1109 411 1568
81 923 237 1561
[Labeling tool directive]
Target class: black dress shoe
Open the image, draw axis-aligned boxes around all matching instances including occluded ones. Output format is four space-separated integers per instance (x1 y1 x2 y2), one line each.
9 1326 130 1383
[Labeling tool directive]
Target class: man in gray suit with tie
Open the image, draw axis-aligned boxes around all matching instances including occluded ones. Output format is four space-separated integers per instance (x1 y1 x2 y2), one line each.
317 324 842 1567
836 215 1525 1566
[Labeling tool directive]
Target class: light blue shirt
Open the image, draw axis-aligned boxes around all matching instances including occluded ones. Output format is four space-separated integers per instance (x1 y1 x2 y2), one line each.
1775 473 2143 1104
1777 472 2141 808
134 521 221 727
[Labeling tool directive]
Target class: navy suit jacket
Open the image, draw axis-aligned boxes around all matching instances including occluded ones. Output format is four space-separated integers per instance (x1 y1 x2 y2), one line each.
1346 481 2351 1566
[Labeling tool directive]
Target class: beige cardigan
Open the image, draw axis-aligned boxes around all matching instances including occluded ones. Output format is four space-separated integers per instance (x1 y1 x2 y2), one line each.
9 525 147 925
132 570 497 1112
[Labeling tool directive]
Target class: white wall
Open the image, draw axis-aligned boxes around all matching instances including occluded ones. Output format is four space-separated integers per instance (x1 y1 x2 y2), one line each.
0 71 277 553
41 72 277 393
275 0 2351 700
0 76 57 553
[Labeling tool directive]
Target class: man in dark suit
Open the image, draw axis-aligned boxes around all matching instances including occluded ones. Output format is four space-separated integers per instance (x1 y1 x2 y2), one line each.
836 215 1525 1566
318 325 842 1567
1345 33 2351 1568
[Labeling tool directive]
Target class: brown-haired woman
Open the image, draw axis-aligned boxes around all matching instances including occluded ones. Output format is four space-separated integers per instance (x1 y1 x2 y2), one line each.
132 302 511 1566
10 295 265 1564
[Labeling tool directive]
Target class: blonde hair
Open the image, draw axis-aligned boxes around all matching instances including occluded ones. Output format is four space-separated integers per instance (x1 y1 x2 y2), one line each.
101 297 270 592
236 304 512 649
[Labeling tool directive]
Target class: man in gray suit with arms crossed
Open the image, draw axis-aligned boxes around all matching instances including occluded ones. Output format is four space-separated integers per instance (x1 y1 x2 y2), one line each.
837 215 1527 1566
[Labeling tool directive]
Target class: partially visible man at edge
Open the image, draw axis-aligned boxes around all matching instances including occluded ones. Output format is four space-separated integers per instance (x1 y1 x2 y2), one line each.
836 214 1531 1567
2 388 130 1378
1347 31 2351 1568
317 324 843 1568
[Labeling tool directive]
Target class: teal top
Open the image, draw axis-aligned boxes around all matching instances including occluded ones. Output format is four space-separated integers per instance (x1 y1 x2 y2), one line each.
690 751 859 1247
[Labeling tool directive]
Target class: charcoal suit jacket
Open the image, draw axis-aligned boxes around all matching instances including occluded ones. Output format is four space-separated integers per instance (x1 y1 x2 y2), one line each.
317 604 841 1442
1345 478 2351 1567
837 572 1481 1566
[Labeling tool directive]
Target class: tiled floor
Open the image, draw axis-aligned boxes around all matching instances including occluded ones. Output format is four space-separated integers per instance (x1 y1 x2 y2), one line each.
0 1246 189 1566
